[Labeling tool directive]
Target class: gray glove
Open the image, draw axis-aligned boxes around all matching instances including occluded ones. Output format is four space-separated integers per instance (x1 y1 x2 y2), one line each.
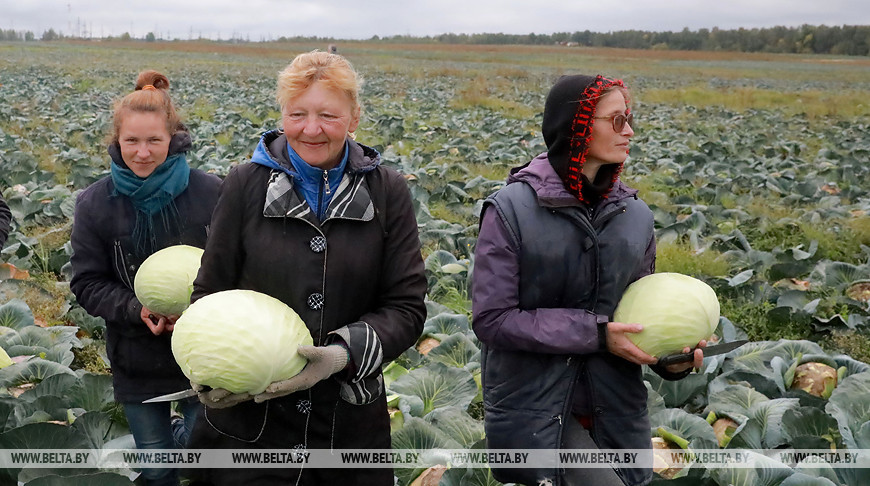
192 381 253 409
253 344 350 403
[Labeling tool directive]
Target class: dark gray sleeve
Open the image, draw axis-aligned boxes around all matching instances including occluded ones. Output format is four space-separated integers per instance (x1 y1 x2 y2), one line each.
0 194 11 250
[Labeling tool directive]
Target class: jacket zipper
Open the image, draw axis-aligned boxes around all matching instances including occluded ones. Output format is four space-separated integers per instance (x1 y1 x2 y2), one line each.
592 201 627 228
113 241 134 289
317 170 330 221
557 357 583 443
555 201 632 319
323 169 331 196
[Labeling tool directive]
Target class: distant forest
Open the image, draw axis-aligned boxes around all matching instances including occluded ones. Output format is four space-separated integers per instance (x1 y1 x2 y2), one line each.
371 25 870 56
2 24 868 56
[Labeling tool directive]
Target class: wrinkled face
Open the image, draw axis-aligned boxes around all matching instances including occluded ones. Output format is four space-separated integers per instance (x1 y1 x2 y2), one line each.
587 90 634 166
118 111 171 178
282 81 360 170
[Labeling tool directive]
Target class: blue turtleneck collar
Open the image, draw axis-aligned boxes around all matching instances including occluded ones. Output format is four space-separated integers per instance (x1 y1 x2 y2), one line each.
286 141 349 221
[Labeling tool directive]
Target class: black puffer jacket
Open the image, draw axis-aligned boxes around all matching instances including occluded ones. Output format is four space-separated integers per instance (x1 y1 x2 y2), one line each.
69 145 220 402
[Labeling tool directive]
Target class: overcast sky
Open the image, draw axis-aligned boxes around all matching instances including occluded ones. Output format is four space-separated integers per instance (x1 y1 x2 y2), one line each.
3 1 868 40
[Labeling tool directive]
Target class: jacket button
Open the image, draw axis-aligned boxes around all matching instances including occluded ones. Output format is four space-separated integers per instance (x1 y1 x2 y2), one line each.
594 406 605 416
309 236 326 253
307 293 324 310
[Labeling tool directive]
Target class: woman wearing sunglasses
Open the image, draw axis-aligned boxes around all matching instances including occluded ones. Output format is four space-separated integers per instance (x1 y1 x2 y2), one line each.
471 74 704 486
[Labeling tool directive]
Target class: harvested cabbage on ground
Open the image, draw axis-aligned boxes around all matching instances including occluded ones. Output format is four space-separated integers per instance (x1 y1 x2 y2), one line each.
171 289 313 395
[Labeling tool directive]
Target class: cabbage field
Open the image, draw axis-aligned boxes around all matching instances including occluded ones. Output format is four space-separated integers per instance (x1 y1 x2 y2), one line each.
0 41 869 485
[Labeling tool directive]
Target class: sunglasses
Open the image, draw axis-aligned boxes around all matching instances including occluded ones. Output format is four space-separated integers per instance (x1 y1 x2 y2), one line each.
592 112 633 132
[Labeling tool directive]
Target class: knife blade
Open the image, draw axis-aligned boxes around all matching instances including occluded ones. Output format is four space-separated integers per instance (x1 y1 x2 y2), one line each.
142 388 200 404
656 339 749 367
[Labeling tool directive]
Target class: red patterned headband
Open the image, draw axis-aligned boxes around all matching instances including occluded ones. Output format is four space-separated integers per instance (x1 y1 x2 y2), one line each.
563 75 626 203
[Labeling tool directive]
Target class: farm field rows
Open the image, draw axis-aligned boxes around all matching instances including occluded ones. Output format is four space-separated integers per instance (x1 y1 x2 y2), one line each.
0 41 869 485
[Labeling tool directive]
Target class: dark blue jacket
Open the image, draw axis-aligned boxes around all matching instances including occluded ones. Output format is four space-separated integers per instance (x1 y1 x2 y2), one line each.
473 154 664 486
70 166 220 402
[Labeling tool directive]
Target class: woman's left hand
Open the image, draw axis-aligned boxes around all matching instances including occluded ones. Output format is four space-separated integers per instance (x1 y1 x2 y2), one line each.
193 381 253 409
253 344 350 403
664 340 707 373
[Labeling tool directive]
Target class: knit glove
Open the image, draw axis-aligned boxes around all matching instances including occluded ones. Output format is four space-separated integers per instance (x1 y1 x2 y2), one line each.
192 381 253 409
253 344 350 403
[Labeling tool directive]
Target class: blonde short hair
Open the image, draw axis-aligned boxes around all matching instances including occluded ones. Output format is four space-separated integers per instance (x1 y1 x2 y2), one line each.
277 50 361 112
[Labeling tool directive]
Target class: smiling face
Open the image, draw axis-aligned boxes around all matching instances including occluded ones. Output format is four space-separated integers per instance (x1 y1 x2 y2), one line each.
282 81 360 170
584 89 634 177
118 111 171 178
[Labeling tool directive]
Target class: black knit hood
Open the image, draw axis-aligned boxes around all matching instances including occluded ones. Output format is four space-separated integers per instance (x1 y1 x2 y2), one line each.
542 74 627 203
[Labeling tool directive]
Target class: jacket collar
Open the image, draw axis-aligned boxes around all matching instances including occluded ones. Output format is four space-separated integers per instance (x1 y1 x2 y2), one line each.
252 129 380 175
507 153 637 209
251 130 380 222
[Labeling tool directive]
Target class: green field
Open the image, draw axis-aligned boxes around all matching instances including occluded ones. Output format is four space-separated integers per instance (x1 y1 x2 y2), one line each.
1 41 869 485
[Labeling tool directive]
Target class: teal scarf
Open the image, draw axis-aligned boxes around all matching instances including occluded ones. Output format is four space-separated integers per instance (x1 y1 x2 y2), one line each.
111 153 191 255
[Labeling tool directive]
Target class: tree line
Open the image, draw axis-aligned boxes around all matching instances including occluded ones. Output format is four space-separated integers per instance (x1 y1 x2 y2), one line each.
1 24 868 56
390 25 870 57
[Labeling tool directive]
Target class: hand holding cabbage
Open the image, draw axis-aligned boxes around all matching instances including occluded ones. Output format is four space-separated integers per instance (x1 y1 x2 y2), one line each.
605 321 658 365
253 344 350 403
193 381 253 409
605 322 707 372
139 306 178 336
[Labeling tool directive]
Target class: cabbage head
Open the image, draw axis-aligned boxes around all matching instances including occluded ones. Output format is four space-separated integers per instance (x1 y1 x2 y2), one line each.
0 347 12 369
134 245 204 316
613 272 720 358
171 289 313 394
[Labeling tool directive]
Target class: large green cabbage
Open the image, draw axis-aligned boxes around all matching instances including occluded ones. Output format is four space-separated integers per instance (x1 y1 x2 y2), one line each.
134 245 203 316
613 272 720 358
171 289 313 394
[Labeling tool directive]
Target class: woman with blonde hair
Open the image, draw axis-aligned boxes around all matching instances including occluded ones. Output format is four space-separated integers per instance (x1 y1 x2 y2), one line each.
187 50 427 486
70 70 221 486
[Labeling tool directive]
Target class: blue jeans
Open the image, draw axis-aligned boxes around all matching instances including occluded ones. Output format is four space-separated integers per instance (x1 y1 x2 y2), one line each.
123 397 200 486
